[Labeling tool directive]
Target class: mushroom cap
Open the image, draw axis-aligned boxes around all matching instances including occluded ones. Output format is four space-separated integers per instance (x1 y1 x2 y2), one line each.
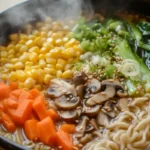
55 94 80 110
73 72 87 86
59 110 78 122
86 78 101 94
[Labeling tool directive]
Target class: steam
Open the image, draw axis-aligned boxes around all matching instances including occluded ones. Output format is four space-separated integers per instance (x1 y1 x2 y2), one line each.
3 0 94 26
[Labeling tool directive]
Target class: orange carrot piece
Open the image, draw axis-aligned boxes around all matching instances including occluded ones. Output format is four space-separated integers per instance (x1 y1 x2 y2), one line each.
9 100 33 125
10 82 18 91
0 101 4 111
56 130 73 150
2 113 16 133
5 98 18 109
18 90 33 104
0 83 10 100
37 117 57 146
47 109 59 121
60 124 76 134
29 89 40 99
33 96 47 120
24 120 39 141
10 89 23 101
28 110 39 120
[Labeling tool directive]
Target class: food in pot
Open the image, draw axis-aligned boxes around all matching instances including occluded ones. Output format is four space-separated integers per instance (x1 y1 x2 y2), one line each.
1 11 150 150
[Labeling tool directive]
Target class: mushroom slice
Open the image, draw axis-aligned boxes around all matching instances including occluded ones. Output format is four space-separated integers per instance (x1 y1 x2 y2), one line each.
85 123 95 133
86 86 115 106
46 79 77 98
117 98 129 111
86 78 101 93
76 84 85 99
59 110 78 122
97 111 109 127
80 134 93 144
90 119 99 130
104 100 116 112
55 95 80 110
76 116 89 138
83 105 100 117
73 72 87 86
117 90 128 98
101 79 124 92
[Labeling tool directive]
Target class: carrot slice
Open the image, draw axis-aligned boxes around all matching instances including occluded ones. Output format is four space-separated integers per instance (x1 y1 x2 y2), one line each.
56 130 73 150
2 113 16 133
29 89 40 99
10 82 18 91
60 124 75 134
9 100 33 125
47 109 59 121
18 90 33 104
37 117 56 146
0 83 10 100
4 98 18 110
33 96 47 120
10 89 23 101
24 120 39 141
0 101 4 111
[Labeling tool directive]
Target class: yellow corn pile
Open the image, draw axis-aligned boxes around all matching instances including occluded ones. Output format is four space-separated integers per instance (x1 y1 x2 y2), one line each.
0 18 83 90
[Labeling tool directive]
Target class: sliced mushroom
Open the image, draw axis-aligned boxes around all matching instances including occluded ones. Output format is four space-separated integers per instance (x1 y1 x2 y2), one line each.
117 90 128 98
86 86 115 106
59 110 78 122
86 78 101 93
80 134 93 144
103 100 116 112
101 79 124 92
76 116 89 138
83 105 100 117
46 79 77 98
117 98 129 111
90 119 99 130
97 111 109 127
102 109 117 118
73 72 87 86
76 84 85 99
55 95 80 110
85 123 95 133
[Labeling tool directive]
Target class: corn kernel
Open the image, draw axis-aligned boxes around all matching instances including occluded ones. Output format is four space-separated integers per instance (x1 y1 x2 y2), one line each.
40 31 47 37
25 61 33 67
7 44 15 50
39 59 46 68
29 52 38 62
38 54 45 59
8 54 14 59
19 40 26 44
32 30 40 36
56 70 63 78
20 34 28 40
46 58 57 64
34 37 41 45
29 46 40 53
46 64 55 68
1 51 8 58
11 58 18 64
56 63 64 71
24 78 35 89
50 48 61 58
55 39 63 46
26 40 34 48
20 45 28 53
19 82 24 89
40 47 49 54
5 63 14 70
63 37 69 43
57 58 67 66
1 74 8 81
16 70 26 81
14 62 24 70
15 44 23 51
43 43 53 50
34 84 42 91
61 48 74 59
62 70 73 79
9 72 17 81
64 38 78 48
30 69 38 79
19 53 29 63
9 34 18 41
44 74 52 84
47 68 56 76
47 38 55 44
68 58 75 63
8 49 15 55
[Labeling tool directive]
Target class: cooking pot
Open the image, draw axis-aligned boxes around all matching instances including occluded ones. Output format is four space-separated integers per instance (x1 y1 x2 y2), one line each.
0 0 150 149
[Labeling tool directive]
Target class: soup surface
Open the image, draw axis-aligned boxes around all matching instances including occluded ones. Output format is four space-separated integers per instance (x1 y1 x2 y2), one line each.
1 13 150 150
